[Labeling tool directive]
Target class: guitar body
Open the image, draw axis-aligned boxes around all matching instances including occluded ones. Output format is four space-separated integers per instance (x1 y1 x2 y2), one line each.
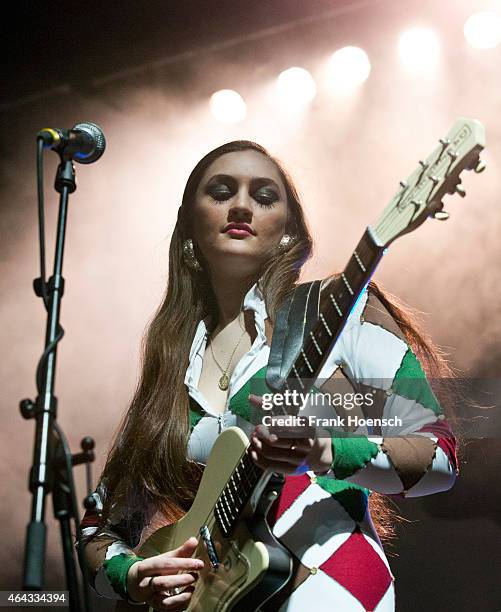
137 427 292 612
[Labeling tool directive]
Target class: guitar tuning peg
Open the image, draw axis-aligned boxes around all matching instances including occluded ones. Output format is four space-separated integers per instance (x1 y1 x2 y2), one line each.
474 159 486 173
455 184 466 197
433 210 450 221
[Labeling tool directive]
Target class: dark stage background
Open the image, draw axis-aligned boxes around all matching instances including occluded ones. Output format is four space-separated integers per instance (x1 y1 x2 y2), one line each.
2 1 501 610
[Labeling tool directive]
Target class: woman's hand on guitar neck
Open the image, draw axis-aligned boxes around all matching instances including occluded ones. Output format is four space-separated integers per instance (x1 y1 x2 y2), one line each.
126 536 205 610
248 394 333 475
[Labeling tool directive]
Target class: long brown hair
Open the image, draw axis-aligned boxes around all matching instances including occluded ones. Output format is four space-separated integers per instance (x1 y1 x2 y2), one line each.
95 141 313 532
93 140 454 543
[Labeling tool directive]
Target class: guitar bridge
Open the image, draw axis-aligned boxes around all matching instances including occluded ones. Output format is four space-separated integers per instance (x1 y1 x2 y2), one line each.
200 525 220 571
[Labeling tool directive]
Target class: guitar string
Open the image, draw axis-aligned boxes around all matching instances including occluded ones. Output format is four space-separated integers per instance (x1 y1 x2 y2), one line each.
271 225 395 412
196 443 261 535
374 199 412 239
299 230 383 376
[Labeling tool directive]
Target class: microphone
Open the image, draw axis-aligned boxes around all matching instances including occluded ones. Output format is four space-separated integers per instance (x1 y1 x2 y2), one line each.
37 122 106 164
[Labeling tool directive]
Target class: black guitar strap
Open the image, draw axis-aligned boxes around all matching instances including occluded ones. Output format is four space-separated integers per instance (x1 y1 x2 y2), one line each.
265 279 322 392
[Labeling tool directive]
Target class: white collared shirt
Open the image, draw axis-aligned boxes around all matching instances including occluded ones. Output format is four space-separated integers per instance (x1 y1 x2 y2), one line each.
185 283 273 461
184 281 351 463
184 282 270 417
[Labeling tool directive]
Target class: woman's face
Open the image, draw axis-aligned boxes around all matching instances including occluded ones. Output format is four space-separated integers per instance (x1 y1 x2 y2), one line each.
192 150 289 278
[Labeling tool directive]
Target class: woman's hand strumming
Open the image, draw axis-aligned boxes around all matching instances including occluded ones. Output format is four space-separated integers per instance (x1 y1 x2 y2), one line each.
248 394 333 475
127 536 204 610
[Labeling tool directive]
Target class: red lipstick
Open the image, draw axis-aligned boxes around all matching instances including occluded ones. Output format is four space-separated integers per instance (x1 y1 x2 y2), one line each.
223 222 255 237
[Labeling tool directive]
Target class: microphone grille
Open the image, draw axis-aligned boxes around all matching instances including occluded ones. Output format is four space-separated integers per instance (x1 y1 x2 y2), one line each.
72 122 106 164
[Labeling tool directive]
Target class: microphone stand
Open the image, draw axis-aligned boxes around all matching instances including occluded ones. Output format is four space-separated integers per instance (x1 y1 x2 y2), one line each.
20 155 94 611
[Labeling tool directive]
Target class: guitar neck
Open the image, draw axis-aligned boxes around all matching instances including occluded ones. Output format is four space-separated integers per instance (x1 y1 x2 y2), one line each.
283 227 385 395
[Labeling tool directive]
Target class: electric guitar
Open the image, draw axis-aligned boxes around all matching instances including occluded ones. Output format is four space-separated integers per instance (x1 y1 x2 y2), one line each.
132 118 485 612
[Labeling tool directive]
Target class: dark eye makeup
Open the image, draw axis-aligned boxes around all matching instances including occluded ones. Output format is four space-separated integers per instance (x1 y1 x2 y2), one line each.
205 174 281 207
252 188 279 206
207 184 233 200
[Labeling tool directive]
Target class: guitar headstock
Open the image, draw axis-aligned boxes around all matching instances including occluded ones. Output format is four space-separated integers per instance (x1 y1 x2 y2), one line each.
371 117 485 247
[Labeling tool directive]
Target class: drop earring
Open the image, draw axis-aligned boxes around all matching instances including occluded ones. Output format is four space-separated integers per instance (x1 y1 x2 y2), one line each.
182 239 202 272
278 234 297 252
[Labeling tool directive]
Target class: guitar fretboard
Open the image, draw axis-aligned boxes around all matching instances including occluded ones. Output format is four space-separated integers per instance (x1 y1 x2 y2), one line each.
275 227 385 400
214 447 262 537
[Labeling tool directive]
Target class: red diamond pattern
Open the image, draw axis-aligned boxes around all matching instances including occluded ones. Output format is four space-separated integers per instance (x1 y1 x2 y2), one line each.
320 527 392 611
267 474 311 528
418 419 458 471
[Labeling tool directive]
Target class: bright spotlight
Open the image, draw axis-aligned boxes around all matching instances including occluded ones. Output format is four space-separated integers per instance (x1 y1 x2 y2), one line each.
326 46 371 92
398 27 440 71
464 11 501 49
210 89 247 125
276 67 317 109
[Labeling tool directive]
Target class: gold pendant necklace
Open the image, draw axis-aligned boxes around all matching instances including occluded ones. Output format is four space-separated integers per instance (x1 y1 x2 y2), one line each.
209 327 247 391
218 373 230 391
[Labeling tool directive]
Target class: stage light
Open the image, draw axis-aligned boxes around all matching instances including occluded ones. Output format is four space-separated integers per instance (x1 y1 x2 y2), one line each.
398 27 440 71
464 11 501 49
209 89 247 124
275 67 317 109
326 46 371 92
